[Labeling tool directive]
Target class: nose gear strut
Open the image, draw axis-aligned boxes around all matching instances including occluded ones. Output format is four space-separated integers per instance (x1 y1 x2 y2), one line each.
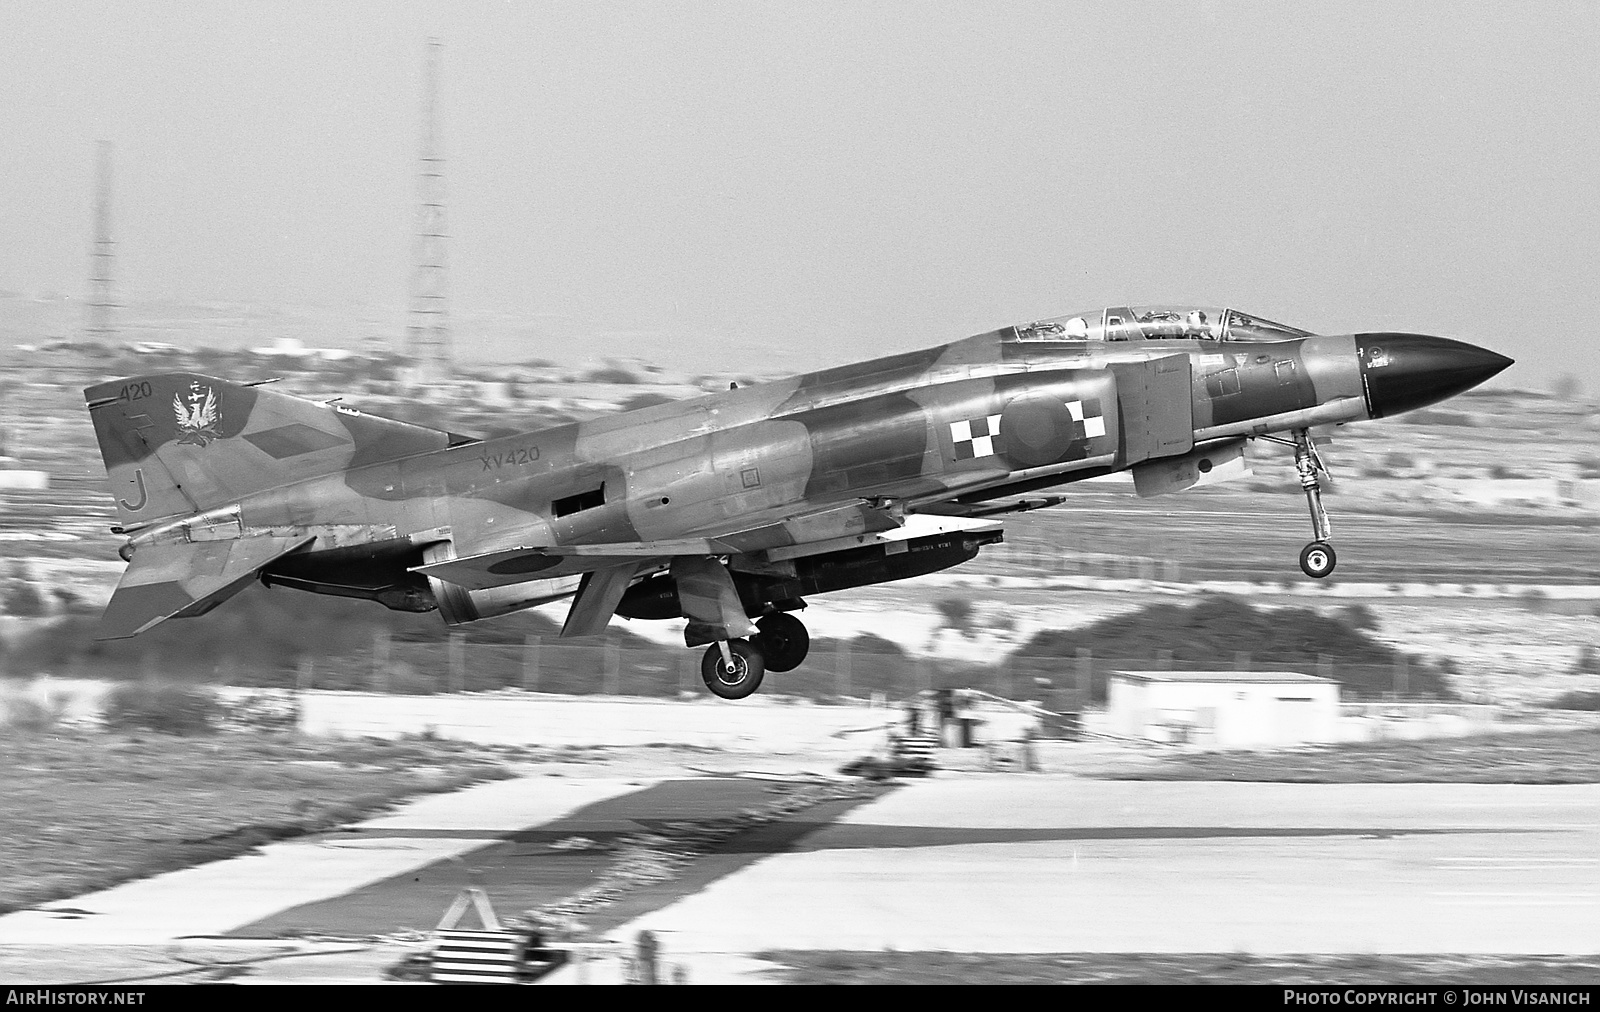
1292 428 1336 578
1255 428 1338 578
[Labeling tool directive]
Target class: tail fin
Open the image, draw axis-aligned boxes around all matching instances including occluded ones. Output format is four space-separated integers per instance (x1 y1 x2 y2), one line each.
85 373 471 530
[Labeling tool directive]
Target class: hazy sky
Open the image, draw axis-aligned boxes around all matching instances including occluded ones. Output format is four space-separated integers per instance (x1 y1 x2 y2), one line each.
2 2 1596 387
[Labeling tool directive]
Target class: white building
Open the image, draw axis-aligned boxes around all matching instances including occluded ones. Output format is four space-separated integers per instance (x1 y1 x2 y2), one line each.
0 461 48 490
1107 670 1339 748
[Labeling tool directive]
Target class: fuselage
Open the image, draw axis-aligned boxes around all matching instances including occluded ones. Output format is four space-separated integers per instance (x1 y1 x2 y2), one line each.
110 305 1512 619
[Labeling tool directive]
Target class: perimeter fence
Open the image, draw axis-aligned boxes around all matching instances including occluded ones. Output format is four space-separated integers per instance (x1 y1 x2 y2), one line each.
172 634 1452 707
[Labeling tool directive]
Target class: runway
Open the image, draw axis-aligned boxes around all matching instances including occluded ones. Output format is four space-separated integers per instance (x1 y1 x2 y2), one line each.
0 776 651 946
612 778 1600 961
229 776 885 940
3 770 1597 983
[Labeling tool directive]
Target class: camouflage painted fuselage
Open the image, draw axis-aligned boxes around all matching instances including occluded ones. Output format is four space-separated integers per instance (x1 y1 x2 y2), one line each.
84 307 1511 640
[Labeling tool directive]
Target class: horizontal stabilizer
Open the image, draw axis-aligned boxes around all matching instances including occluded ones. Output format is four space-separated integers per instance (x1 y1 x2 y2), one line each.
98 535 315 639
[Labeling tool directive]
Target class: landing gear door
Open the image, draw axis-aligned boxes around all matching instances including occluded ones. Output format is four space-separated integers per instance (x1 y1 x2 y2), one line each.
1111 355 1194 465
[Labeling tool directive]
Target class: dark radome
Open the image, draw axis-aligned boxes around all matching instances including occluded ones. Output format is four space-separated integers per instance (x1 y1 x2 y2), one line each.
1356 333 1514 418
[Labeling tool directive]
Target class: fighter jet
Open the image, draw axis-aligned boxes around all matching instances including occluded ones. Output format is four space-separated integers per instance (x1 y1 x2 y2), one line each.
84 306 1511 699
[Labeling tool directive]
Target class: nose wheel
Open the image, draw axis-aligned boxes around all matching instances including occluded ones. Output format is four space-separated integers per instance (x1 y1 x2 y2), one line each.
1299 541 1337 579
1292 427 1337 579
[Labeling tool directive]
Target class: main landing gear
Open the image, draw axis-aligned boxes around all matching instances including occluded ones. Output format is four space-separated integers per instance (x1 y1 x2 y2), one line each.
753 612 810 672
1291 427 1336 579
702 639 765 699
699 611 813 700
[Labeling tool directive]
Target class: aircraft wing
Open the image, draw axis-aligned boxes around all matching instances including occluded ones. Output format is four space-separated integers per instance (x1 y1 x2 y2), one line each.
414 499 903 592
98 535 315 640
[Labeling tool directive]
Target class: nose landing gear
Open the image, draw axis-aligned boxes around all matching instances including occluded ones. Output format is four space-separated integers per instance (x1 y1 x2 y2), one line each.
1260 427 1339 578
1298 539 1337 579
1292 427 1336 579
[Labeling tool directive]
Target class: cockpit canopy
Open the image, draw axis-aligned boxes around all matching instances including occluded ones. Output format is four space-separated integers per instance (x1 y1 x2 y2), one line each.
1009 306 1312 344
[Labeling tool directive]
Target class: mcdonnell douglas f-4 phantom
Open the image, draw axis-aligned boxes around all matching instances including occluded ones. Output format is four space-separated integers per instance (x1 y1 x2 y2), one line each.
86 306 1511 699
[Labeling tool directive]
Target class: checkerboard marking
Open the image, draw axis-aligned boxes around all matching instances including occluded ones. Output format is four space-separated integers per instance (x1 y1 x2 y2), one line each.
950 414 1003 460
949 398 1105 462
1068 398 1106 439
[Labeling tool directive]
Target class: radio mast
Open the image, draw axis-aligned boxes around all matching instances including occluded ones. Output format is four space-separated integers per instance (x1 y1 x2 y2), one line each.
86 140 117 342
406 39 453 384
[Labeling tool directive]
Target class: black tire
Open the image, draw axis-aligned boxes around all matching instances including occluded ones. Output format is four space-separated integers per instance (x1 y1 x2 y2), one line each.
755 612 810 673
700 639 766 700
1299 541 1337 579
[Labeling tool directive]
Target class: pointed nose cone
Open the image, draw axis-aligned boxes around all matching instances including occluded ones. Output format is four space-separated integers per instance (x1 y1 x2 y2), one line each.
1356 334 1513 418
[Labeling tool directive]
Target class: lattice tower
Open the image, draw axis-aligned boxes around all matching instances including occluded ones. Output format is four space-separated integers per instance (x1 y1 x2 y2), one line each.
406 39 452 384
86 140 117 342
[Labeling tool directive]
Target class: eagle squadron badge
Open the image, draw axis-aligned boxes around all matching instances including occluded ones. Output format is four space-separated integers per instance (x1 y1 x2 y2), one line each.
173 382 221 446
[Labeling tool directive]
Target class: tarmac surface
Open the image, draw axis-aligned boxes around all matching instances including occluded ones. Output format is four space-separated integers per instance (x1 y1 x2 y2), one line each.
3 759 1598 985
230 776 875 940
616 779 1600 966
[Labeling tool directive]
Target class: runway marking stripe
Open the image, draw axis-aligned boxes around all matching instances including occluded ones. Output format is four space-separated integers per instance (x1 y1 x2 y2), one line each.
1438 859 1600 865
1432 891 1600 899
1438 857 1600 862
1433 903 1593 909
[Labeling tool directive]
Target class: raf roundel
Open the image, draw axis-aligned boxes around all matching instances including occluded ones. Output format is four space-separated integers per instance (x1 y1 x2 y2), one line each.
998 394 1106 468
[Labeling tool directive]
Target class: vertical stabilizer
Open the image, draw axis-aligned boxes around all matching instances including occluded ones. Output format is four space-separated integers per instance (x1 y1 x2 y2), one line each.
84 373 463 529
